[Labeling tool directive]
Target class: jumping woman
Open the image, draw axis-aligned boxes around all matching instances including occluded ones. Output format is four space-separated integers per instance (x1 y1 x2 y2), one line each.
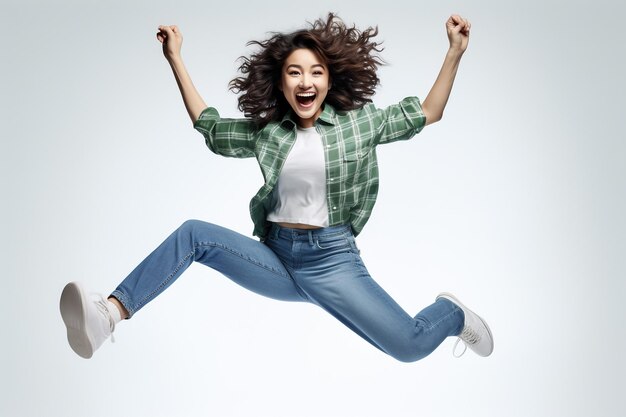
60 13 493 362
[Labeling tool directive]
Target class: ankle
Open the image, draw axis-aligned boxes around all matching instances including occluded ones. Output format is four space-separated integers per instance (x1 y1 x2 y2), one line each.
107 296 129 320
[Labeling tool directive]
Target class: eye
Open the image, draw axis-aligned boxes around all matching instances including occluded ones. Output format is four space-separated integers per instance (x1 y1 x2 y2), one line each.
288 70 300 76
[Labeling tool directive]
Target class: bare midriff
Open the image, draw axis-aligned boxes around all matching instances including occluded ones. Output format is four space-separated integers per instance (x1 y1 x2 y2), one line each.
276 222 322 230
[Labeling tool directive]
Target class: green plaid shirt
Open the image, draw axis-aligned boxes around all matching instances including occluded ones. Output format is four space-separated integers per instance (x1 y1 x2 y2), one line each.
194 96 426 239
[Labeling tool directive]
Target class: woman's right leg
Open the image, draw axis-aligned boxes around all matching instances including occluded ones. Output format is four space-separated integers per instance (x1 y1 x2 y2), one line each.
111 219 306 318
61 220 305 358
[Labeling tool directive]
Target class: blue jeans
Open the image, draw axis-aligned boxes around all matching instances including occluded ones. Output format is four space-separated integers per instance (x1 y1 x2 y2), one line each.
111 220 464 362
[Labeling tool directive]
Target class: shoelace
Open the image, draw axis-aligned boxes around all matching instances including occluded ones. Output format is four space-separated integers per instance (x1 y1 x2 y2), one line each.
452 326 481 358
95 296 116 343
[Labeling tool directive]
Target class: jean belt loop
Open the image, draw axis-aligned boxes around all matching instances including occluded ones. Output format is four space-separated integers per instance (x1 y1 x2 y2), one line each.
308 230 315 247
272 223 280 240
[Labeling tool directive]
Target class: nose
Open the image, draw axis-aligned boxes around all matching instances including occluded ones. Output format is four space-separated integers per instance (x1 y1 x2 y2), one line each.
299 74 312 88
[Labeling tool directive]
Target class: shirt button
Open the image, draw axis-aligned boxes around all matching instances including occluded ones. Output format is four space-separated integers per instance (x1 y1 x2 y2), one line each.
332 206 337 210
326 144 331 148
330 178 334 182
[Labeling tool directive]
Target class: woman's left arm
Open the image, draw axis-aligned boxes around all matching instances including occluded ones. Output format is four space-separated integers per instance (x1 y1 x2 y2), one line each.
421 15 471 126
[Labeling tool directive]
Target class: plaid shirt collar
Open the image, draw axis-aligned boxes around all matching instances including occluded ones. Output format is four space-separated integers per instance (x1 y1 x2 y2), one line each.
280 103 338 127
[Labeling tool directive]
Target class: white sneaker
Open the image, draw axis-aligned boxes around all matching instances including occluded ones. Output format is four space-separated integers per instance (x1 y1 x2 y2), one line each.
60 282 116 359
437 292 494 357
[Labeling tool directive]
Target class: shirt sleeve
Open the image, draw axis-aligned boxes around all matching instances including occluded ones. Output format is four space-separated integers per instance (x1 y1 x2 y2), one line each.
374 96 427 146
193 107 257 158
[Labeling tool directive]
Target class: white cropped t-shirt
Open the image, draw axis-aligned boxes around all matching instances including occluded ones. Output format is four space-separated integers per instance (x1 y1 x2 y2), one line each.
266 126 329 226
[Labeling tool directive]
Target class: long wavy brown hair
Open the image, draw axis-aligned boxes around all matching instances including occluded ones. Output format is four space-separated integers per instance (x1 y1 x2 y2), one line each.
229 13 384 128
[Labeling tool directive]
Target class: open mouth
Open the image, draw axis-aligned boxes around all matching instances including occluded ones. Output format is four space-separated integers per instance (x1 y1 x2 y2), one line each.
296 92 316 107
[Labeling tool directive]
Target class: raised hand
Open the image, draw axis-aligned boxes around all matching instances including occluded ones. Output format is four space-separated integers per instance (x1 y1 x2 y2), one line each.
157 25 183 61
446 15 471 53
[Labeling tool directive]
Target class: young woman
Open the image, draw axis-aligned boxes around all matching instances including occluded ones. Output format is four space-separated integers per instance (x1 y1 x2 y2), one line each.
60 13 493 361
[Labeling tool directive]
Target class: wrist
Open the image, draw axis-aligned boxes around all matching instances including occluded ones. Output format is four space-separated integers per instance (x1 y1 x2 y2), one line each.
446 47 464 59
166 53 184 66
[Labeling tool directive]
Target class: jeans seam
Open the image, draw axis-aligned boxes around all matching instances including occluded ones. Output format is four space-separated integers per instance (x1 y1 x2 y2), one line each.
417 304 462 333
136 248 195 312
195 241 291 280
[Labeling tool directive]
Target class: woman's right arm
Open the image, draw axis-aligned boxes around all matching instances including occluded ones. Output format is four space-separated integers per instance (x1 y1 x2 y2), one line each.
157 25 207 125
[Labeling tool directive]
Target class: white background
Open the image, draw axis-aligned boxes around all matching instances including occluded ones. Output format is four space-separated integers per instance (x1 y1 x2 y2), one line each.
2 0 625 416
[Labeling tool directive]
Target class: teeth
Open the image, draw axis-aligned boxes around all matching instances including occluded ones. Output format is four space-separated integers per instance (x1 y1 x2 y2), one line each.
297 93 315 97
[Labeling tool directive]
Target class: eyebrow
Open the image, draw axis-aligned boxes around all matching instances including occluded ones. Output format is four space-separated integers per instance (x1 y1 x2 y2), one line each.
285 64 326 70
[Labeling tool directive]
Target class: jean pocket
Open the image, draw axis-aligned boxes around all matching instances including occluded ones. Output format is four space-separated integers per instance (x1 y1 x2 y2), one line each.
315 235 350 250
347 235 361 255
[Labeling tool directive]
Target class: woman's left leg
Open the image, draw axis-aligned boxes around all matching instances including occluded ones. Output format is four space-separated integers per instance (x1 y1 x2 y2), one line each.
266 224 465 362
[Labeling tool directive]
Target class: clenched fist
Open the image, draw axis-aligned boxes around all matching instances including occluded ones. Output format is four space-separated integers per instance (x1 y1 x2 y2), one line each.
446 15 471 53
157 25 183 61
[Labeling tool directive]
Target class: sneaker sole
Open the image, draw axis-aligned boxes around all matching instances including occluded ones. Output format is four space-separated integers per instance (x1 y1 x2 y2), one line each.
60 282 94 359
437 292 494 356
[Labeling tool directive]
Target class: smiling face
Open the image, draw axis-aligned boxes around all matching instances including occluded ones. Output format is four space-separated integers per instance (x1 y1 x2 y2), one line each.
280 48 330 128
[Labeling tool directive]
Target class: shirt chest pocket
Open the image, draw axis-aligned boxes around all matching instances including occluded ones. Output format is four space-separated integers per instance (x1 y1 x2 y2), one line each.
342 147 372 185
